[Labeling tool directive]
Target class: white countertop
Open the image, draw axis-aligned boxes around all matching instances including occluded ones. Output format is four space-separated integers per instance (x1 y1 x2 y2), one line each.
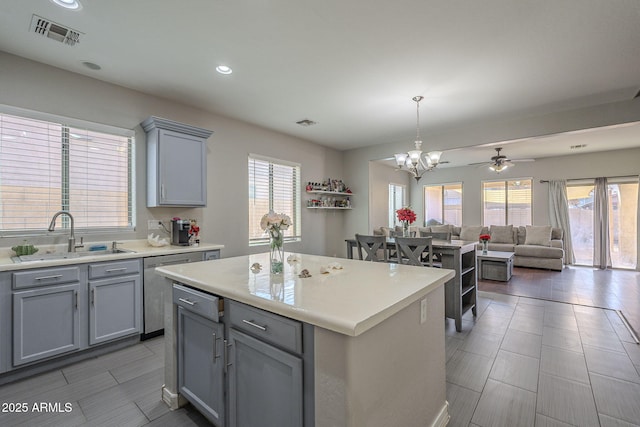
156 252 454 337
0 240 224 272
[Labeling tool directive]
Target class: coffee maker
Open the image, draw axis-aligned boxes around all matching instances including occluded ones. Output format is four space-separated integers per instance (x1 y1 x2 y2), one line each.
171 219 191 246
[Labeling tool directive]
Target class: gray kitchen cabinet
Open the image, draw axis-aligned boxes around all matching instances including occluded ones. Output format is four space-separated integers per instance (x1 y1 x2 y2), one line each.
13 283 81 366
141 116 213 207
203 250 220 261
0 272 11 373
227 300 303 427
174 284 225 426
227 328 303 427
88 259 142 345
178 307 225 426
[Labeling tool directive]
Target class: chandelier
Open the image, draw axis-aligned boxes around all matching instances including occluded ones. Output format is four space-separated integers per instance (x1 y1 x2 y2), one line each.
394 96 442 182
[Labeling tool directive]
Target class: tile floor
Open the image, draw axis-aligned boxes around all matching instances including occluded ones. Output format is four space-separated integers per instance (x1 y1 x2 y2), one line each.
446 291 640 427
478 266 640 334
0 290 639 426
0 337 210 426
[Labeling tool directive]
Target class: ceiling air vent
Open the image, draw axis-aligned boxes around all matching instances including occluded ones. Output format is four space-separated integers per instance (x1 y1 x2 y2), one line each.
296 119 317 127
30 14 82 46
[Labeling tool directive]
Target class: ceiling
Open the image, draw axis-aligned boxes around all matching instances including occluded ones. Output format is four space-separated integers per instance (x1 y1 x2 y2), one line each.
1 0 640 164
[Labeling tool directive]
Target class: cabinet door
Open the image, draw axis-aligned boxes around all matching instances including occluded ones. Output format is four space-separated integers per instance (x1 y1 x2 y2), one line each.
178 307 225 426
89 275 141 345
228 328 303 427
13 283 81 366
158 129 207 206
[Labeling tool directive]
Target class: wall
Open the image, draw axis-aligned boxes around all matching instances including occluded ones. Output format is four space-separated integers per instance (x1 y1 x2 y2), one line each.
416 147 640 226
0 52 344 257
368 161 411 231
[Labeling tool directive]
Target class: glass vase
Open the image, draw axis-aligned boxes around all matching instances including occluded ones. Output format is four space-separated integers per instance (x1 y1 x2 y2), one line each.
402 222 410 237
269 228 284 274
481 241 488 255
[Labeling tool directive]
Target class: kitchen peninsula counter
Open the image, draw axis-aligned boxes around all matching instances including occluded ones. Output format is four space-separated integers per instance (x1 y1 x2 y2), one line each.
157 252 454 427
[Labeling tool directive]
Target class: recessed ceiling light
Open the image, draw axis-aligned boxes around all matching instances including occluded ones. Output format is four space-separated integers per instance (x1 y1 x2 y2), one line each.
51 0 82 10
216 65 232 75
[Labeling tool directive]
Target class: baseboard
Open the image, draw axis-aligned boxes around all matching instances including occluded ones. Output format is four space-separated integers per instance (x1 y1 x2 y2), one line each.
430 401 450 427
162 385 187 410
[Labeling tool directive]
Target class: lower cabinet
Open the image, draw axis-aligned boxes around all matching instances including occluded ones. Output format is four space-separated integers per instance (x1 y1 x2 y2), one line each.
88 259 142 345
227 328 303 427
13 283 81 366
89 275 141 345
9 260 142 370
174 288 308 427
177 306 225 426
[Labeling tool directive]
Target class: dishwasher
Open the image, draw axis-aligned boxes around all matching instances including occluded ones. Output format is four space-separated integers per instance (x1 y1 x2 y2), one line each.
142 252 204 339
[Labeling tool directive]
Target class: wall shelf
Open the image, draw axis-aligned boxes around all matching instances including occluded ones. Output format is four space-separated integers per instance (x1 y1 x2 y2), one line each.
306 190 354 196
306 207 352 210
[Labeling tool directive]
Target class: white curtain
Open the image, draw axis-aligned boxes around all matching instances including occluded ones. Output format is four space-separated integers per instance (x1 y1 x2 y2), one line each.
593 177 611 269
548 180 575 264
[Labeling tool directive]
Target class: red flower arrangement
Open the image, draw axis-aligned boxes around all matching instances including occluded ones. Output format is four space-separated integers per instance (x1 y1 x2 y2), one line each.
396 207 417 225
479 234 491 242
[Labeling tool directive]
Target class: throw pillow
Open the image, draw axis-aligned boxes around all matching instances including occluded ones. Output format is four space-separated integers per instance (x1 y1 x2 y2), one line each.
490 225 514 243
459 226 484 241
524 225 552 246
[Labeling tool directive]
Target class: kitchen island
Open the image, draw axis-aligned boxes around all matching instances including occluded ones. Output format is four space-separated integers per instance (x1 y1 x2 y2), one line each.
156 252 454 427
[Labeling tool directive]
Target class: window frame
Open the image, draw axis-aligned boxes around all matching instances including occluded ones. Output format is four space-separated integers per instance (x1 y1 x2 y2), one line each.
423 182 463 226
0 105 136 236
388 182 406 228
248 153 301 246
481 178 533 226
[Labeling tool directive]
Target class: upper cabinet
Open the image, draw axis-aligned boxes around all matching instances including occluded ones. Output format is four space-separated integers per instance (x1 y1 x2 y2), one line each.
142 117 213 207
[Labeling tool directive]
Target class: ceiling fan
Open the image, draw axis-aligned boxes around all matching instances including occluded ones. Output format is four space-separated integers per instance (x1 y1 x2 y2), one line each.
470 147 534 173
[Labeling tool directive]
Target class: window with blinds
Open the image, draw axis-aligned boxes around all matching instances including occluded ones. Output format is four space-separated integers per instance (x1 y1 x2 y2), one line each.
482 178 532 226
0 110 134 233
248 155 300 245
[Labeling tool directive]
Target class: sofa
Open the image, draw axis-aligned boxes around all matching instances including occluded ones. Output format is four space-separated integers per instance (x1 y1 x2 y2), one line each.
374 224 565 271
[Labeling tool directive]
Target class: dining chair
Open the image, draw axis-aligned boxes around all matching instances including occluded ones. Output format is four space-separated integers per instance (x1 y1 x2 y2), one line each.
419 231 450 266
394 236 433 267
355 234 388 262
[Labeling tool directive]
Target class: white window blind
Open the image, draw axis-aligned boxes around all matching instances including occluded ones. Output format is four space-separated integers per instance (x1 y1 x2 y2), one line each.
248 155 300 244
0 110 134 233
482 178 532 226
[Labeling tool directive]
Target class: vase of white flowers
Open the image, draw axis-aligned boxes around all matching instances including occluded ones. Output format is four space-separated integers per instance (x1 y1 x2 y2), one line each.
260 211 291 274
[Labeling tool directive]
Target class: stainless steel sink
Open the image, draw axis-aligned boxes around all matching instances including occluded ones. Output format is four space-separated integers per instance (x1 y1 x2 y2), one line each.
12 248 136 263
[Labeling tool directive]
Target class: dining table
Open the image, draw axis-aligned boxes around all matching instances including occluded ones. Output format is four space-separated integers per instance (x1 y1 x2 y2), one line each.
346 237 478 331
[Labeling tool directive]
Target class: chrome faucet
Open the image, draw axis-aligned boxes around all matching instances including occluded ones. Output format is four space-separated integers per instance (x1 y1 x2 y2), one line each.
48 210 82 252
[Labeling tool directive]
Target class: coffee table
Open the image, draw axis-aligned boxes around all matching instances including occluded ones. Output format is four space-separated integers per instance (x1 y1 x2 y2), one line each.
477 251 515 282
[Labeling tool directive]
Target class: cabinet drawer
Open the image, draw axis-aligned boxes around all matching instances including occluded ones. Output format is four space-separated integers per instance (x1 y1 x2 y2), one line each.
228 300 302 354
89 259 141 279
13 266 80 289
173 284 221 322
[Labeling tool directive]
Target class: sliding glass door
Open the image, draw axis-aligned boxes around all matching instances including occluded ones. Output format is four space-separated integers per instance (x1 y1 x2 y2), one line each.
567 178 638 269
567 183 595 266
608 180 638 269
